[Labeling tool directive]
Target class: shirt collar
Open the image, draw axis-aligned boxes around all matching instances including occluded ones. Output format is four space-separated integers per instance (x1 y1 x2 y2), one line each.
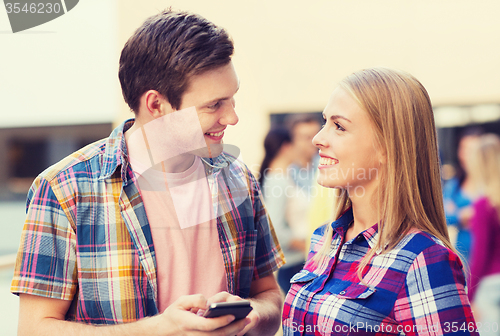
200 151 239 171
99 119 237 183
330 207 354 232
362 223 380 250
331 207 380 249
99 118 135 184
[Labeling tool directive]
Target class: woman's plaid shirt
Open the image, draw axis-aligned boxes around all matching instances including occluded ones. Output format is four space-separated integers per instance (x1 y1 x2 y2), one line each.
283 208 478 336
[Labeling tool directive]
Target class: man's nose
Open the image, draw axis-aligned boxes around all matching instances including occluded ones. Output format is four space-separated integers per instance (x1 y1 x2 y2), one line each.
221 102 239 126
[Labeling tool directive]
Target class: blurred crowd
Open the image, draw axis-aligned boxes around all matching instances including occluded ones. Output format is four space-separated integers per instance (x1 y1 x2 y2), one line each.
443 129 500 334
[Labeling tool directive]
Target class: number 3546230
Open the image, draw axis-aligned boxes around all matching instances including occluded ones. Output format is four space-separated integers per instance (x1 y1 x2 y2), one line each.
443 321 499 333
5 3 62 14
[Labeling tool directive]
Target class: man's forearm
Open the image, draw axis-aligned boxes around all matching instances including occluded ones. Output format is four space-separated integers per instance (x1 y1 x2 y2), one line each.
19 314 167 336
19 293 247 336
247 288 283 336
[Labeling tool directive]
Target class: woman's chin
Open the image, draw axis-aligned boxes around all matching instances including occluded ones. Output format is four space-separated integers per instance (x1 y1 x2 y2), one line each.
316 178 342 189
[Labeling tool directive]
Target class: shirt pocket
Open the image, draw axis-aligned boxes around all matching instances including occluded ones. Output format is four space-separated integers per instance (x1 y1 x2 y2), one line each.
288 269 320 296
322 283 401 335
327 282 376 299
291 269 319 283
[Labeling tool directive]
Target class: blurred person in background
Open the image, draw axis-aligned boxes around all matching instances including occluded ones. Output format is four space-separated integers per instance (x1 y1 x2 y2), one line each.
286 114 321 196
282 68 477 335
467 133 500 335
259 128 308 294
443 127 483 262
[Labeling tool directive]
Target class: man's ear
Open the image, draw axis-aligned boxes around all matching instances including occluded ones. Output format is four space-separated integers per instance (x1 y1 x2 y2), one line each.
138 90 175 119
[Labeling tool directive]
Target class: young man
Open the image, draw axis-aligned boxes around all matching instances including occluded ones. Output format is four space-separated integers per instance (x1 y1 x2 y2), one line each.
12 10 284 336
286 114 322 194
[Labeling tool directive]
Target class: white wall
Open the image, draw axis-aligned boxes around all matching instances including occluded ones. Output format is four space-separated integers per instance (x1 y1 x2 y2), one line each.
0 0 119 128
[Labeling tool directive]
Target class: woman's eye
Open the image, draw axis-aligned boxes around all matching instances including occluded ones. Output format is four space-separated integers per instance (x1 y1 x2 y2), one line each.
334 122 345 131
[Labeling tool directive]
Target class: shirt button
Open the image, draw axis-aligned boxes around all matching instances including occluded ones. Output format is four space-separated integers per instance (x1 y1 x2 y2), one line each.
339 291 346 295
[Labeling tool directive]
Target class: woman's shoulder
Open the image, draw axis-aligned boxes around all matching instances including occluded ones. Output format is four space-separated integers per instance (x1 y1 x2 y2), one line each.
393 230 461 265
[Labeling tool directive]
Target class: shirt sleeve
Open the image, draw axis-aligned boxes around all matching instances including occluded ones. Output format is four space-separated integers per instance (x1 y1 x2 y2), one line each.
251 173 286 280
11 176 78 301
393 243 479 335
468 198 494 301
443 178 460 226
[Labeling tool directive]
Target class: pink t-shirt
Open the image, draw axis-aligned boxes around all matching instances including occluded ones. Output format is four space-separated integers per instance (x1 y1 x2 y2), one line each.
129 156 227 312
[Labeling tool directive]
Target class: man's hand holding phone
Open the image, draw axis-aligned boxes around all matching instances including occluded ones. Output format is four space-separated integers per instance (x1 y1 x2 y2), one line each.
206 292 258 336
160 294 250 335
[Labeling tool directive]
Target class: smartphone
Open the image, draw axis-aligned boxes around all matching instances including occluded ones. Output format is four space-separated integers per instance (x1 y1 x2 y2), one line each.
203 300 253 320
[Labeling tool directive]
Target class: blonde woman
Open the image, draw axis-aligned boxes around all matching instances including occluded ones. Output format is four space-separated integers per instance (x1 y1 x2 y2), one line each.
467 134 500 335
282 68 478 335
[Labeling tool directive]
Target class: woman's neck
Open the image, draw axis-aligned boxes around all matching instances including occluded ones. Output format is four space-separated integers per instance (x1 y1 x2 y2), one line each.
345 184 380 241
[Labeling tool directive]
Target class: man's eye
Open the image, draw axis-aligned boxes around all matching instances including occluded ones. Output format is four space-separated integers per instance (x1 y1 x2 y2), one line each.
208 101 221 109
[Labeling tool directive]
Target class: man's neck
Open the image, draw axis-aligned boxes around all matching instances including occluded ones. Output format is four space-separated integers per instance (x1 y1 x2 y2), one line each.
125 118 196 174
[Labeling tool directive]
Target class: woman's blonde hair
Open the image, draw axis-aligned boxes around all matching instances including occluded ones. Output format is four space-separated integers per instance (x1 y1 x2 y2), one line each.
314 67 454 280
469 134 500 211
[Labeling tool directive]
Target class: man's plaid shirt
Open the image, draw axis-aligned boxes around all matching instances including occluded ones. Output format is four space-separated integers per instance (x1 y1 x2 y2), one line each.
11 119 284 324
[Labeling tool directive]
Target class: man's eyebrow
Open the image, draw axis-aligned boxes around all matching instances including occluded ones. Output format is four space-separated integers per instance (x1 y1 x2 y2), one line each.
322 113 352 123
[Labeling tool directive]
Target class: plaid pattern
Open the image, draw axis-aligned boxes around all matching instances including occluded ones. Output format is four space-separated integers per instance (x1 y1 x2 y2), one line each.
11 119 284 324
283 208 478 335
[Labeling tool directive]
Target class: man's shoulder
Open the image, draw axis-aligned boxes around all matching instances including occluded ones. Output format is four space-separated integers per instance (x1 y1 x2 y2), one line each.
39 138 107 183
39 119 132 184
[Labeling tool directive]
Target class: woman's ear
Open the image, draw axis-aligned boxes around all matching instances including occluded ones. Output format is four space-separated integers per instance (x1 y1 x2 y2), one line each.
372 138 387 166
378 150 387 165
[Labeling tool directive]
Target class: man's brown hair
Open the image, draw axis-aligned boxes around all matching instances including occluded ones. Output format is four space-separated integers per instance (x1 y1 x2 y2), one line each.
119 9 234 112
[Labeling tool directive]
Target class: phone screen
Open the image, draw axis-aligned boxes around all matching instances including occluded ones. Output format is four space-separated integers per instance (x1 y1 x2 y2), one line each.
203 301 253 320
